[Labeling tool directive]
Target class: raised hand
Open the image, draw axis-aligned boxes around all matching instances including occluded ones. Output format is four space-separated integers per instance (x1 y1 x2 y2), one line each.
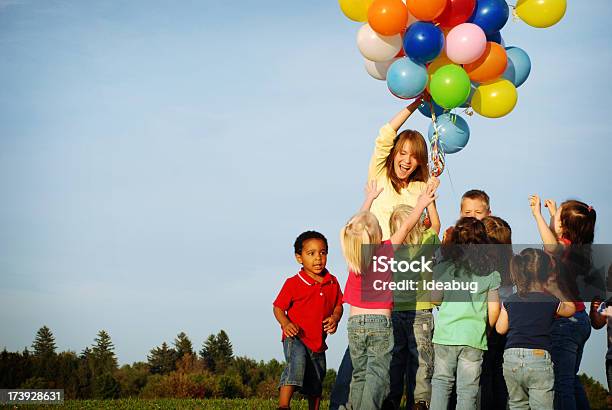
364 179 384 202
544 199 557 218
417 182 438 210
529 194 542 216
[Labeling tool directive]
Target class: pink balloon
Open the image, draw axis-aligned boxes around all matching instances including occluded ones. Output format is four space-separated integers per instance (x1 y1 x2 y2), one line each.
445 23 486 65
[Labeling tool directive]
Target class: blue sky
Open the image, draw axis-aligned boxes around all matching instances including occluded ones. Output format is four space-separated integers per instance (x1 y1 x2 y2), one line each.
1 0 611 385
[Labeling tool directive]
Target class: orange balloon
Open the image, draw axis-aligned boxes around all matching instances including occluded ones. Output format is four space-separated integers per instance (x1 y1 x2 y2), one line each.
368 0 409 36
406 0 446 21
464 42 508 83
426 52 452 92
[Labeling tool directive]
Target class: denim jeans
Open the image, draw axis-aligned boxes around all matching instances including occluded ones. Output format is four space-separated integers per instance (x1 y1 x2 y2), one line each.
278 337 326 397
479 330 508 409
550 310 591 410
329 346 353 410
607 359 612 392
346 314 394 410
503 348 554 410
430 344 483 410
383 310 434 409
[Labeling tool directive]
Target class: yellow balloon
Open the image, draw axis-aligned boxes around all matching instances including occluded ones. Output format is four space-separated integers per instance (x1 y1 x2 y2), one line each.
516 0 567 28
339 0 375 22
472 79 518 118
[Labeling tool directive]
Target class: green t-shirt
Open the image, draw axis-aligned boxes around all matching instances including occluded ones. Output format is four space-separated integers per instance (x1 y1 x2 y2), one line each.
432 260 501 350
392 228 441 311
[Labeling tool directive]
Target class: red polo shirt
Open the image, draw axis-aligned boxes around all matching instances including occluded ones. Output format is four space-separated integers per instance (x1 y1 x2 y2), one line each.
273 269 343 353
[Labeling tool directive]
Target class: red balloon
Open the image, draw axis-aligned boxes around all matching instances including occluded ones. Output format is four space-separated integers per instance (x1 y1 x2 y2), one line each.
435 0 476 28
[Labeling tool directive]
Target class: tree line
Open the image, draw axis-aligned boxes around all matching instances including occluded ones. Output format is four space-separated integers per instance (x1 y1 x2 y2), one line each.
0 326 336 400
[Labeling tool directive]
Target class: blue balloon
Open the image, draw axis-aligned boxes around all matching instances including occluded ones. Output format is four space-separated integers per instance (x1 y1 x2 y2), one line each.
468 0 509 35
418 99 445 118
503 46 531 87
387 58 428 99
486 31 503 45
403 22 444 65
427 113 470 154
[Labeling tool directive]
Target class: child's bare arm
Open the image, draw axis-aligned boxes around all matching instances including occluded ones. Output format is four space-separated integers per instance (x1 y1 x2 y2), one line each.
495 304 509 334
273 306 299 337
390 185 437 245
360 180 384 212
557 301 576 318
529 194 559 250
545 276 575 318
323 305 343 334
488 289 501 327
389 98 423 131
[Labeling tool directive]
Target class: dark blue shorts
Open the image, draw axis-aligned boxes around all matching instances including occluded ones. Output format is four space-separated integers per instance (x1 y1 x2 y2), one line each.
278 337 326 397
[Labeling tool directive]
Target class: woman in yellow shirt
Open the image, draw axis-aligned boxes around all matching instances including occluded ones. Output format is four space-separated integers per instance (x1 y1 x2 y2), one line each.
369 97 441 239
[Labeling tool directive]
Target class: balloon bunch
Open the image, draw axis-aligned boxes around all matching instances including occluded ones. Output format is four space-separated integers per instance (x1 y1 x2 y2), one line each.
340 0 566 174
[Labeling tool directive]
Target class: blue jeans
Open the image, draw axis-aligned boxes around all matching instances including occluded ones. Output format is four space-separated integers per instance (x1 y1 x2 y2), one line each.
430 344 483 410
550 310 591 410
278 337 326 397
329 346 352 410
347 314 394 410
503 348 554 410
384 310 434 409
480 330 508 409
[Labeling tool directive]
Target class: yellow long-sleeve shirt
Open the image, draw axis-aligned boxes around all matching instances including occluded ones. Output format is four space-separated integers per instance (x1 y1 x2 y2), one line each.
368 123 426 240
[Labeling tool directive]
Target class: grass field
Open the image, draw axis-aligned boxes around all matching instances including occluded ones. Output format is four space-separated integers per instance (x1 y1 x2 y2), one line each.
1 398 331 409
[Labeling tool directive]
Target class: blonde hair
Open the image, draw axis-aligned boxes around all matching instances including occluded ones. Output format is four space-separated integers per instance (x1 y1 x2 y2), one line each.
340 211 382 274
389 204 425 245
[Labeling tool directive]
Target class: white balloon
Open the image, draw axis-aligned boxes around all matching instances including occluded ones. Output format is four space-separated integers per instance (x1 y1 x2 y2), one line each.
364 57 399 81
357 24 403 62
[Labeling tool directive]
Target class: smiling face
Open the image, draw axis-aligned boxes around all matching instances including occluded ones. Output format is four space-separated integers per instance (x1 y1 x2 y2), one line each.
460 198 491 220
393 140 419 181
295 238 328 277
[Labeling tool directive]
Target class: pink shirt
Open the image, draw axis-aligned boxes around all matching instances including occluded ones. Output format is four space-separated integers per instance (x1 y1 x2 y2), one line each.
343 240 394 310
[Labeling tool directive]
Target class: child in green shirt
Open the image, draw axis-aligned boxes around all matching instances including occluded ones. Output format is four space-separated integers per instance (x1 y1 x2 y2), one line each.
429 217 501 410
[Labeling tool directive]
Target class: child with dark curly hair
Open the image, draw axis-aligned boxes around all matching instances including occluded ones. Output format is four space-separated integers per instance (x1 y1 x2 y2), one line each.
273 231 343 410
429 218 501 410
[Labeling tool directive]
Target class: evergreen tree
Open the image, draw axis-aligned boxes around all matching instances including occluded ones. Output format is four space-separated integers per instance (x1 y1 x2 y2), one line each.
199 334 218 371
93 372 120 399
77 348 93 399
90 330 118 375
199 330 234 373
147 342 176 375
31 326 58 384
173 332 194 359
32 326 56 358
215 330 233 373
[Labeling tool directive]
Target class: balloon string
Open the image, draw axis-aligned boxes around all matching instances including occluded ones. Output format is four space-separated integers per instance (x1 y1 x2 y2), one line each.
511 7 520 22
445 156 456 197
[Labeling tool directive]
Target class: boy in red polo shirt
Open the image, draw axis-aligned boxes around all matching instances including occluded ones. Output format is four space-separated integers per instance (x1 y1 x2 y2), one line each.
273 231 343 410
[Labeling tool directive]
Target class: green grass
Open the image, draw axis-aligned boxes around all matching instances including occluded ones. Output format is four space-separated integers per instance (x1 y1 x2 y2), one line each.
1 398 331 409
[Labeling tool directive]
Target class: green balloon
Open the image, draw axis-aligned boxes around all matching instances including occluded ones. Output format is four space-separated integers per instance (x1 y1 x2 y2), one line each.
429 64 471 109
